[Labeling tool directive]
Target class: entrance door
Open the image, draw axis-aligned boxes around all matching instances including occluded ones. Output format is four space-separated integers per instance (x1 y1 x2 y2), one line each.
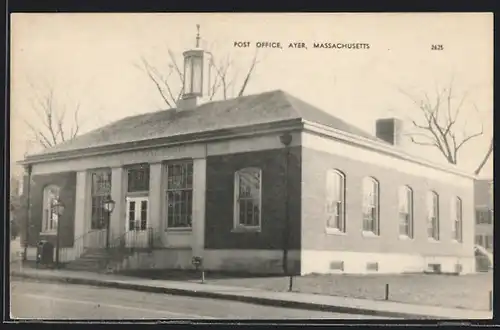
125 197 149 248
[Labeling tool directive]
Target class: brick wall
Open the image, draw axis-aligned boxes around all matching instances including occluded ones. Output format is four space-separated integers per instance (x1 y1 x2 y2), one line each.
20 171 77 248
205 147 302 250
301 147 474 258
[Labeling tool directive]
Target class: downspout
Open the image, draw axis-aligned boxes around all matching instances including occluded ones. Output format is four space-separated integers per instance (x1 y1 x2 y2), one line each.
279 133 293 275
283 146 290 274
23 164 32 262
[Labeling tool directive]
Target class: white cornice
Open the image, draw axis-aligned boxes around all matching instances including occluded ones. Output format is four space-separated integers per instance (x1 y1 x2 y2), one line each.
18 119 304 166
16 116 477 181
302 120 475 180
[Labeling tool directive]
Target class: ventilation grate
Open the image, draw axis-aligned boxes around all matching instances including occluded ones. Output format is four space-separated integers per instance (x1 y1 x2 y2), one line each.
427 263 442 273
330 261 344 271
366 262 379 271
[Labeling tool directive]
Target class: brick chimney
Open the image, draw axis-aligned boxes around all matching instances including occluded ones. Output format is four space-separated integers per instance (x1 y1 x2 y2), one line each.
375 118 404 146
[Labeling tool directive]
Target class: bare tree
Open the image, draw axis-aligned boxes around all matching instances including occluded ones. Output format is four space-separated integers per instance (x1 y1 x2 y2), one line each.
24 83 82 149
136 44 261 108
399 79 492 175
474 137 493 175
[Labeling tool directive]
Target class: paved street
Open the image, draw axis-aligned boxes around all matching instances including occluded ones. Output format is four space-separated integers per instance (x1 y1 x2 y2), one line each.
10 279 391 320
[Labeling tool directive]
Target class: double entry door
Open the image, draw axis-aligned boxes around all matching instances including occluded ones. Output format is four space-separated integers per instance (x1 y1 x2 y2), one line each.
125 196 150 248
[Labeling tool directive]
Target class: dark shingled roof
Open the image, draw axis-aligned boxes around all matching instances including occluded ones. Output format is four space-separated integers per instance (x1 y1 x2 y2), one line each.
35 89 380 156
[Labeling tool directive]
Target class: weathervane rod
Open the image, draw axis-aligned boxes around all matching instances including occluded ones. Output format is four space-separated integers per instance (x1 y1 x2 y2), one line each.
196 24 200 48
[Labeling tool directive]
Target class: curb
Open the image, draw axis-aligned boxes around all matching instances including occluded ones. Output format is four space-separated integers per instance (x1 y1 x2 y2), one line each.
11 271 445 320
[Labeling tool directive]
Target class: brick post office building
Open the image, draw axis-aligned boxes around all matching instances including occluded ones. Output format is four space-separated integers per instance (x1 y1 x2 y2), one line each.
19 40 476 275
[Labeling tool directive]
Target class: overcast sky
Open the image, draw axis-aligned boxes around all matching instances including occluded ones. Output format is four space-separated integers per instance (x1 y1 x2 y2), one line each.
10 13 493 178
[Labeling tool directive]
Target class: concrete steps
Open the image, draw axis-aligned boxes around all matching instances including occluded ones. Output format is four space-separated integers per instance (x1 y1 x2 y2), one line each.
63 248 132 273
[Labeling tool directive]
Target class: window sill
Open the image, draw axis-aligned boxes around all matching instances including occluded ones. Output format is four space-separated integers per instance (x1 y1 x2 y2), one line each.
325 228 346 235
40 231 57 236
428 238 440 243
231 226 261 233
398 234 414 240
126 191 149 197
362 231 379 238
165 227 192 233
451 239 462 244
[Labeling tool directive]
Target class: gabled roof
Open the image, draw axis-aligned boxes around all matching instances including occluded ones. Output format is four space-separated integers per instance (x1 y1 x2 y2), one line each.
30 89 381 157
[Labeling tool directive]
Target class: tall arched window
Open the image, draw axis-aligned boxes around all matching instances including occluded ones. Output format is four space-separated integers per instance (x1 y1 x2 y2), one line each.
451 197 463 242
326 169 346 232
234 167 262 230
427 191 440 240
398 185 414 238
362 177 380 235
42 185 60 233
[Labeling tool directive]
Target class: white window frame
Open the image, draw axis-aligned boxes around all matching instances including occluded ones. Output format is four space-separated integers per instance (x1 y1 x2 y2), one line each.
42 185 60 234
476 234 483 246
126 196 149 232
427 191 440 241
476 208 492 225
451 197 463 242
233 167 262 232
398 185 414 239
165 161 193 230
362 177 380 236
325 169 346 233
89 169 112 230
126 164 150 195
485 235 493 250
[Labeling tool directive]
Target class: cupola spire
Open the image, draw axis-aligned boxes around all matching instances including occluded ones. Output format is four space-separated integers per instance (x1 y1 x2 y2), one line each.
177 24 205 111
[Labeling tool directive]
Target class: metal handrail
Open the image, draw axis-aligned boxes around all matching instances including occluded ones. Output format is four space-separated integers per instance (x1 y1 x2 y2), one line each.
107 226 167 252
59 226 167 270
59 229 108 263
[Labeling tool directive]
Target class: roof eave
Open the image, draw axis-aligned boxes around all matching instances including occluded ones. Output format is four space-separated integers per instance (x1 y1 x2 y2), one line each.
302 120 476 180
18 118 304 166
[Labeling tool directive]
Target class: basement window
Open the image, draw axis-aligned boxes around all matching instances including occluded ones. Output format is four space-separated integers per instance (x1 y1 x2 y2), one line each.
330 261 344 271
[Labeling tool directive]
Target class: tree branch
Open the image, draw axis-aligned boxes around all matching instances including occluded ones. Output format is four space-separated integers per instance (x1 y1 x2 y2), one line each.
138 57 174 108
474 138 493 175
237 49 259 97
400 83 488 166
456 128 484 152
24 82 84 149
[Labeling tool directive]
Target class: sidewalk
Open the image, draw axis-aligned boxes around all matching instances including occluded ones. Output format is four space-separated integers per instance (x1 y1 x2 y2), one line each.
10 267 492 320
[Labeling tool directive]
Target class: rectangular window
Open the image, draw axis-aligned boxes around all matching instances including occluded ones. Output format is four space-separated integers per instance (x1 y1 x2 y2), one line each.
165 161 193 229
398 186 413 238
485 235 493 250
90 169 112 230
427 191 440 240
326 170 346 232
451 197 463 242
234 168 262 230
476 209 493 225
362 177 379 235
127 164 150 193
475 235 482 246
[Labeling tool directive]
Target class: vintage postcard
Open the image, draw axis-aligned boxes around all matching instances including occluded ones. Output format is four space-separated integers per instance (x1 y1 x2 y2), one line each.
9 13 493 321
